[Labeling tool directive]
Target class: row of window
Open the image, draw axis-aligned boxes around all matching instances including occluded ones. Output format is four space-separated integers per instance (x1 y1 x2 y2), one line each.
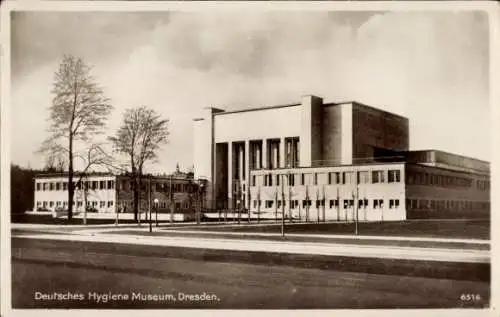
118 181 196 193
36 199 194 210
405 199 489 210
406 171 490 190
255 170 402 187
36 180 115 191
37 200 115 208
36 180 198 193
119 200 191 209
253 198 401 210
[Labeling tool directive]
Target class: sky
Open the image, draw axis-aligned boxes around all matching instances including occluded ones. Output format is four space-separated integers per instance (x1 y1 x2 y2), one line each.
10 10 490 173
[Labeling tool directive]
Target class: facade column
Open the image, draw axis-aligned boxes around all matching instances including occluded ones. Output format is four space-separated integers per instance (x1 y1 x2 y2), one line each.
262 139 268 169
273 144 278 169
238 144 244 182
280 138 285 168
256 144 261 169
245 140 250 210
228 142 233 209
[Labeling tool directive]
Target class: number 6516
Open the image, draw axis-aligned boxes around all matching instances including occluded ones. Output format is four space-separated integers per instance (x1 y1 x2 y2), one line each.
460 294 481 301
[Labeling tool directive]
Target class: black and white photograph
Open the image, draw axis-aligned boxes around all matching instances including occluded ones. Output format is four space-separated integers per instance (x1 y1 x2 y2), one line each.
1 1 498 314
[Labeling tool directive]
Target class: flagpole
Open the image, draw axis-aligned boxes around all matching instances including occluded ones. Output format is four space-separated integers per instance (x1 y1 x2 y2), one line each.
281 174 285 237
337 186 340 222
288 172 292 222
322 185 326 223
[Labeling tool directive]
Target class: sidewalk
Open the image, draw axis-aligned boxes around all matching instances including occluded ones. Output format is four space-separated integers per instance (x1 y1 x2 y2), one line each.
12 222 490 245
13 231 490 264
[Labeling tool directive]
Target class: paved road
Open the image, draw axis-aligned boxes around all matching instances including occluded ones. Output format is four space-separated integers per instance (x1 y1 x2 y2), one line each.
12 230 490 263
11 237 489 309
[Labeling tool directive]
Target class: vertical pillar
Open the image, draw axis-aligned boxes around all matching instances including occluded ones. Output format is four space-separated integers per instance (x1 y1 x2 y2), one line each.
262 139 268 169
255 143 261 169
245 140 250 210
273 143 278 168
280 138 285 168
228 142 233 209
239 144 244 181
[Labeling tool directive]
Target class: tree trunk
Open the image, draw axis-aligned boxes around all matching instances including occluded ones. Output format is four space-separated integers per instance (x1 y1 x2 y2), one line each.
83 178 88 225
133 175 139 222
68 136 74 222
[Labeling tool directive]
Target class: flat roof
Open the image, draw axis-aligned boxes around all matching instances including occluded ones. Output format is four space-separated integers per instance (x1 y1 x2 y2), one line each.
213 103 301 116
211 99 407 122
409 149 490 165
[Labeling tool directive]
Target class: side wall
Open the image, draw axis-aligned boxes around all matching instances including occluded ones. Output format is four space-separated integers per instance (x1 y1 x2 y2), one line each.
352 103 409 163
321 103 348 166
405 164 490 219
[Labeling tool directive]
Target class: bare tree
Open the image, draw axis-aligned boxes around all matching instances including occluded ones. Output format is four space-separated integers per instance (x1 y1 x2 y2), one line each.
108 106 169 222
38 55 112 221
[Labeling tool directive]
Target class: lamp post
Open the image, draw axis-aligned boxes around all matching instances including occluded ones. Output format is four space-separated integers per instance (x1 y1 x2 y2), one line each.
154 198 159 227
281 174 285 238
148 175 152 233
198 181 204 225
354 174 359 236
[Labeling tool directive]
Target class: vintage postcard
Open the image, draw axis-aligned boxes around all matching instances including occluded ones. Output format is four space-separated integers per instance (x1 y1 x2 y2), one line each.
1 1 498 316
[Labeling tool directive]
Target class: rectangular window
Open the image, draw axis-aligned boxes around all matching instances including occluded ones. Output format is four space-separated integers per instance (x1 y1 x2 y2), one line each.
43 201 47 207
289 174 295 186
276 174 280 186
55 182 61 191
342 172 356 184
266 200 273 208
37 201 42 207
252 175 256 187
269 174 273 187
343 200 349 209
99 181 105 190
100 201 105 208
357 171 370 184
329 172 341 185
389 199 394 209
49 183 54 191
301 174 305 186
56 201 62 206
329 199 338 208
107 201 113 208
77 201 83 207
63 182 68 190
49 201 54 207
314 173 318 185
388 170 401 183
372 171 385 184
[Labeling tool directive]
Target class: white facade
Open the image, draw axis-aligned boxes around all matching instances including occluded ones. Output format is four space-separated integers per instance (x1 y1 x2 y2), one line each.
34 174 117 213
249 163 406 222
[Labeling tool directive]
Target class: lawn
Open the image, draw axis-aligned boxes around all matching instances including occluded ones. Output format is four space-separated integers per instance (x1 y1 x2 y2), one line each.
173 219 490 240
